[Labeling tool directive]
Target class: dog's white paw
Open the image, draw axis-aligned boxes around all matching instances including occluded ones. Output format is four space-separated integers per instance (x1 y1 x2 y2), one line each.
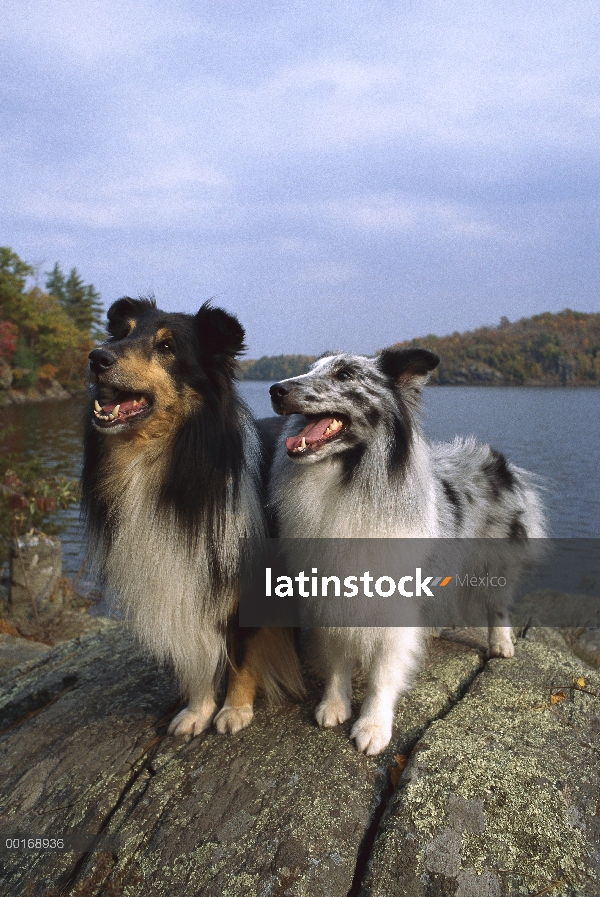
488 636 515 658
315 697 352 728
214 704 254 735
488 642 515 658
168 703 215 737
488 624 514 658
350 717 392 756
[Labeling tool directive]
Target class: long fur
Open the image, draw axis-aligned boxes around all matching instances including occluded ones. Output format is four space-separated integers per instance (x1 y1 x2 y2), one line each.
82 298 302 737
268 348 546 754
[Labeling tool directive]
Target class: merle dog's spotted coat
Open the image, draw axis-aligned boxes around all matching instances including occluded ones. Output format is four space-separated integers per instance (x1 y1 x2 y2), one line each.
268 347 546 755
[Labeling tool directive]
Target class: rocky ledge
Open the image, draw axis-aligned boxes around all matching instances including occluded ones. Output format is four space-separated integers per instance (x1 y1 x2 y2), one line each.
0 623 599 897
0 380 74 406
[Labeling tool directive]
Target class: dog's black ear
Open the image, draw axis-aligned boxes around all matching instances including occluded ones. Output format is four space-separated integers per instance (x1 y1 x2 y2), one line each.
378 348 440 391
195 302 246 358
106 297 156 336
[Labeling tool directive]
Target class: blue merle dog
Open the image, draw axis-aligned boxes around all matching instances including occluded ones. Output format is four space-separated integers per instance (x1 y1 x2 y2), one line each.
267 347 546 755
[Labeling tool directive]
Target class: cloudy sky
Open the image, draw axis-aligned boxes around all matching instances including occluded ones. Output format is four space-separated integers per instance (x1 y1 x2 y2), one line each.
1 0 598 356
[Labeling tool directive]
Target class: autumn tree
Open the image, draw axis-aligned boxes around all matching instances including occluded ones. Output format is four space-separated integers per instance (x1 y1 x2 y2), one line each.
0 318 18 363
16 287 91 384
0 248 33 323
393 310 600 385
0 249 95 388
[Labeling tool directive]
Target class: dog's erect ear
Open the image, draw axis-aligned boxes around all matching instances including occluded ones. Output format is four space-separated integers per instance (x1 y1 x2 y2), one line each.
106 297 156 337
195 303 246 358
378 348 440 391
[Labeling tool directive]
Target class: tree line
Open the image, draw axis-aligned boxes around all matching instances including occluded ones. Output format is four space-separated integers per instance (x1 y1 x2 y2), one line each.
0 247 103 391
2 247 598 389
396 310 600 386
239 310 600 385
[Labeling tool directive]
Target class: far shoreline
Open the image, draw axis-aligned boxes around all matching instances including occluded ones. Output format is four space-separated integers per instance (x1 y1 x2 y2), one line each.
1 380 600 410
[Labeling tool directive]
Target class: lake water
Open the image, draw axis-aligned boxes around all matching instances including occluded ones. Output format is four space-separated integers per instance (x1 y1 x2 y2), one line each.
1 385 598 584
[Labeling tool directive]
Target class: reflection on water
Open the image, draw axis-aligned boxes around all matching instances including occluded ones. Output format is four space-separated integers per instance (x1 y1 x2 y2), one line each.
1 397 88 588
1 384 598 588
1 397 85 476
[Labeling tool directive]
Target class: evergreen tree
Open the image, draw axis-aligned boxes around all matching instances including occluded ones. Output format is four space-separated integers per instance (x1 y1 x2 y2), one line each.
45 263 67 306
84 284 105 341
46 263 104 338
64 268 86 329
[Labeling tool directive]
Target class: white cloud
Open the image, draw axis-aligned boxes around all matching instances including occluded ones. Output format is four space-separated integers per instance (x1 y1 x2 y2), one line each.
279 195 536 244
0 0 199 63
1 0 598 354
4 156 231 229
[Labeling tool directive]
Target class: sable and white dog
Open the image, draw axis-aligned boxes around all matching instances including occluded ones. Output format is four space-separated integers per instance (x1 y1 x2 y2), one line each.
268 347 546 755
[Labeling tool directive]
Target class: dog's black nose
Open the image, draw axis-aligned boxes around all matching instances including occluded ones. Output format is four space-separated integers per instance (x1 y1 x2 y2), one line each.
89 348 117 374
270 383 290 403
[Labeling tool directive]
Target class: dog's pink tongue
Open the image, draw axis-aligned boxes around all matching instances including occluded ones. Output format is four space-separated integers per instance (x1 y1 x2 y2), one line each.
101 394 148 414
286 417 335 452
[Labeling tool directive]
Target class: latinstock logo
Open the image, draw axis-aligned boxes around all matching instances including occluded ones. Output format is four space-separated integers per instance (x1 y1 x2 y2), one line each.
265 567 455 599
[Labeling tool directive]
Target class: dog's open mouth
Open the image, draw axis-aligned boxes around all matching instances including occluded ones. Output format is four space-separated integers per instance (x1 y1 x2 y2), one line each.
92 390 153 427
286 416 346 455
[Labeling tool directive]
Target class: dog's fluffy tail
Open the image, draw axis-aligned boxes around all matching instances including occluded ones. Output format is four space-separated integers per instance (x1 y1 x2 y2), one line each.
249 628 306 705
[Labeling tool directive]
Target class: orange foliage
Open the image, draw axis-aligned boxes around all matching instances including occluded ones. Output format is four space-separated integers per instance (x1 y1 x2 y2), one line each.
393 310 600 385
38 363 58 382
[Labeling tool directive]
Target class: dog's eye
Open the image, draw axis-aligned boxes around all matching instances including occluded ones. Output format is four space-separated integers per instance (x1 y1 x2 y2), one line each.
157 340 174 354
335 369 353 381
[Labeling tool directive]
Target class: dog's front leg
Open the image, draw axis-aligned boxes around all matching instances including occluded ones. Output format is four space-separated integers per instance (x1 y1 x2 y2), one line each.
351 628 421 756
168 630 222 737
315 629 354 728
487 606 515 658
168 692 217 737
214 625 263 735
350 672 397 756
215 627 304 734
214 664 257 735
